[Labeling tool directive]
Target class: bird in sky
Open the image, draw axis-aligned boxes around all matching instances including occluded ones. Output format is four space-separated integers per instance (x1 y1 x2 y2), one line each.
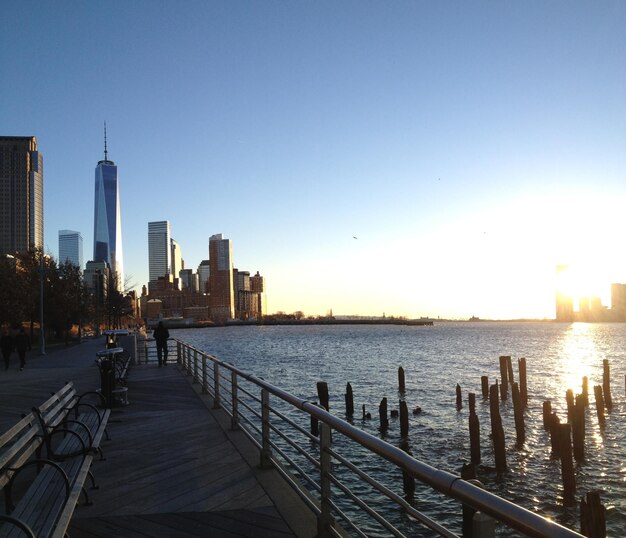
353 236 358 240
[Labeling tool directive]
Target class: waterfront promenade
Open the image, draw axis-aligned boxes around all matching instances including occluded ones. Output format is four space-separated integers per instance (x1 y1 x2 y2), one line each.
0 337 316 537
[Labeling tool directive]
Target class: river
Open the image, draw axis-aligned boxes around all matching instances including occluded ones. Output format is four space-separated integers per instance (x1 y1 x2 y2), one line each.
171 321 625 536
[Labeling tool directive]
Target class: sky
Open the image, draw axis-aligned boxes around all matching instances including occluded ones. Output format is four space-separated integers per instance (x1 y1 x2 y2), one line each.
2 1 626 320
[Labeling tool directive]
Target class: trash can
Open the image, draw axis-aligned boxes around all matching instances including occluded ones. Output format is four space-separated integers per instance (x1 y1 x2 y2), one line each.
99 358 116 408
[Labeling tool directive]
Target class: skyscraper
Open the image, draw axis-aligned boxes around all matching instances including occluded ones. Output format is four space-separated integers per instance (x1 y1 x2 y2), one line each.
148 220 171 284
93 126 124 290
58 229 83 269
209 233 235 321
171 238 182 280
0 136 43 255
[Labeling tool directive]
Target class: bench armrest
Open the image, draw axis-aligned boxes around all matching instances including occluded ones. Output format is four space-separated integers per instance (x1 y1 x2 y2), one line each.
4 459 70 514
0 515 36 538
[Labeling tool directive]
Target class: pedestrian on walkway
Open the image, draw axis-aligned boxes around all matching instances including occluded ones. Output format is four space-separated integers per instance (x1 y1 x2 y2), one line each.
153 321 170 367
14 328 31 371
1 329 13 371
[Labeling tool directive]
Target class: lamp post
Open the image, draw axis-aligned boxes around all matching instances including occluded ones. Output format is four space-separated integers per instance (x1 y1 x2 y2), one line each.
39 253 46 355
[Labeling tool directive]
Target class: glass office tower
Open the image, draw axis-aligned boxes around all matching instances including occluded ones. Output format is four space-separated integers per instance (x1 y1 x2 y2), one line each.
93 130 124 291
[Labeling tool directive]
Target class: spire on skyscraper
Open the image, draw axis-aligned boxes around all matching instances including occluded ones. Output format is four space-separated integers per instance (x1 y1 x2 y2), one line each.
104 121 108 161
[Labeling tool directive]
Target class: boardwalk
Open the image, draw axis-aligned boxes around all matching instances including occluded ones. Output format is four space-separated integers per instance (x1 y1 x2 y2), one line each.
0 338 316 537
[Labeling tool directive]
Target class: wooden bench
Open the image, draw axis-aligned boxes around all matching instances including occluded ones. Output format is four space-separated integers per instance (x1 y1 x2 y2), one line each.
0 382 111 538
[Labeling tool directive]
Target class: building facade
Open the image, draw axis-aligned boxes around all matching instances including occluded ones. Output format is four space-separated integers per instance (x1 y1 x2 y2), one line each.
209 234 235 321
0 136 43 255
197 259 210 294
93 131 124 290
148 220 172 285
58 229 83 269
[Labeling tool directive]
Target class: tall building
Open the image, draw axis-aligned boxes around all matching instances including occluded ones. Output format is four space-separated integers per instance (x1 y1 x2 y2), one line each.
148 220 171 284
555 265 574 322
58 229 83 269
0 136 43 255
197 259 210 294
209 233 234 321
93 126 124 290
171 238 183 279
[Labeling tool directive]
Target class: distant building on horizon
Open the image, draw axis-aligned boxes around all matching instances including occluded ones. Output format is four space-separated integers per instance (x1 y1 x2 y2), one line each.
555 265 574 322
0 136 43 255
209 233 235 322
171 238 183 282
93 125 124 290
58 229 83 269
148 220 172 288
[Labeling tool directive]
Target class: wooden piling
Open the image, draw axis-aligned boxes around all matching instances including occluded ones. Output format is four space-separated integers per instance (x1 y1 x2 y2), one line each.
582 376 589 406
461 463 477 537
398 366 406 393
518 358 527 408
549 413 561 456
362 403 366 420
593 385 605 427
602 359 612 410
489 383 506 473
572 394 585 462
316 381 330 411
566 389 575 423
399 400 409 437
557 423 576 505
310 402 319 437
580 491 606 538
481 376 489 400
511 382 525 446
400 441 415 499
468 393 481 465
345 383 354 417
379 397 389 432
499 356 509 400
542 400 552 430
456 383 462 411
506 355 515 384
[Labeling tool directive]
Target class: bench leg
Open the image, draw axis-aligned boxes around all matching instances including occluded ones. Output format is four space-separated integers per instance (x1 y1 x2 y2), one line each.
97 446 106 461
87 470 99 491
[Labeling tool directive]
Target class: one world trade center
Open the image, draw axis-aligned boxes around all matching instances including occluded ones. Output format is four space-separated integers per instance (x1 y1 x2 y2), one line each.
93 124 124 291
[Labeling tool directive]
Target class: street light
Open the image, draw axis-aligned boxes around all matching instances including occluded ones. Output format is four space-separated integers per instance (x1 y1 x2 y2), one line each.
39 253 46 355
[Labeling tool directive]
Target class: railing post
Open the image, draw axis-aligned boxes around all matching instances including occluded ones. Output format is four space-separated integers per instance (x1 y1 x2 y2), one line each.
260 388 272 468
213 362 221 409
143 338 148 365
201 355 208 394
231 370 239 430
193 349 199 384
318 422 335 537
177 341 181 365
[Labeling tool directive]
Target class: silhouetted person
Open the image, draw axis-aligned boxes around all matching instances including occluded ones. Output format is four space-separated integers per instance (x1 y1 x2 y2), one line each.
14 328 31 371
1 329 13 371
153 321 170 367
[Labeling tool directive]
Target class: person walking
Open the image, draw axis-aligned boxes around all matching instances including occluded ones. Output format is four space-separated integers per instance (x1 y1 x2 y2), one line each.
153 321 170 367
1 329 13 371
14 327 31 371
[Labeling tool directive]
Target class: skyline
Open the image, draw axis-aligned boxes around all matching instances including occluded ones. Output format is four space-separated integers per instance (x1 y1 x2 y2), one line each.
2 2 626 319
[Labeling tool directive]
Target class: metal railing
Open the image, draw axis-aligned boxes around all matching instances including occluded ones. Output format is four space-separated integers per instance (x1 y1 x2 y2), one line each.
158 338 583 537
135 337 178 365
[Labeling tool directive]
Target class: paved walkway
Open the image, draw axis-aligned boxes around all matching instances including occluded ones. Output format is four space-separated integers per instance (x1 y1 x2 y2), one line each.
0 337 316 537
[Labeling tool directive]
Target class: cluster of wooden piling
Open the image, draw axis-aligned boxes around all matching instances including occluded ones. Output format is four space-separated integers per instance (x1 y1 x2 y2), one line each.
312 353 621 537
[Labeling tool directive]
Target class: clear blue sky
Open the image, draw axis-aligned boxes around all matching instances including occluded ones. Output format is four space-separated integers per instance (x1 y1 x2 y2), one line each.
2 1 625 319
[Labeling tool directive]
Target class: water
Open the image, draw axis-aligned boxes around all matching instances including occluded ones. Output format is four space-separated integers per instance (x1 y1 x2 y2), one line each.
172 322 626 536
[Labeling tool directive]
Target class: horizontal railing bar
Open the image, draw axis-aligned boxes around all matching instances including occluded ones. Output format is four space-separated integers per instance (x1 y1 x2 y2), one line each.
268 438 320 493
328 475 406 538
268 421 320 471
269 455 321 517
327 444 454 536
326 493 383 538
268 405 320 444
